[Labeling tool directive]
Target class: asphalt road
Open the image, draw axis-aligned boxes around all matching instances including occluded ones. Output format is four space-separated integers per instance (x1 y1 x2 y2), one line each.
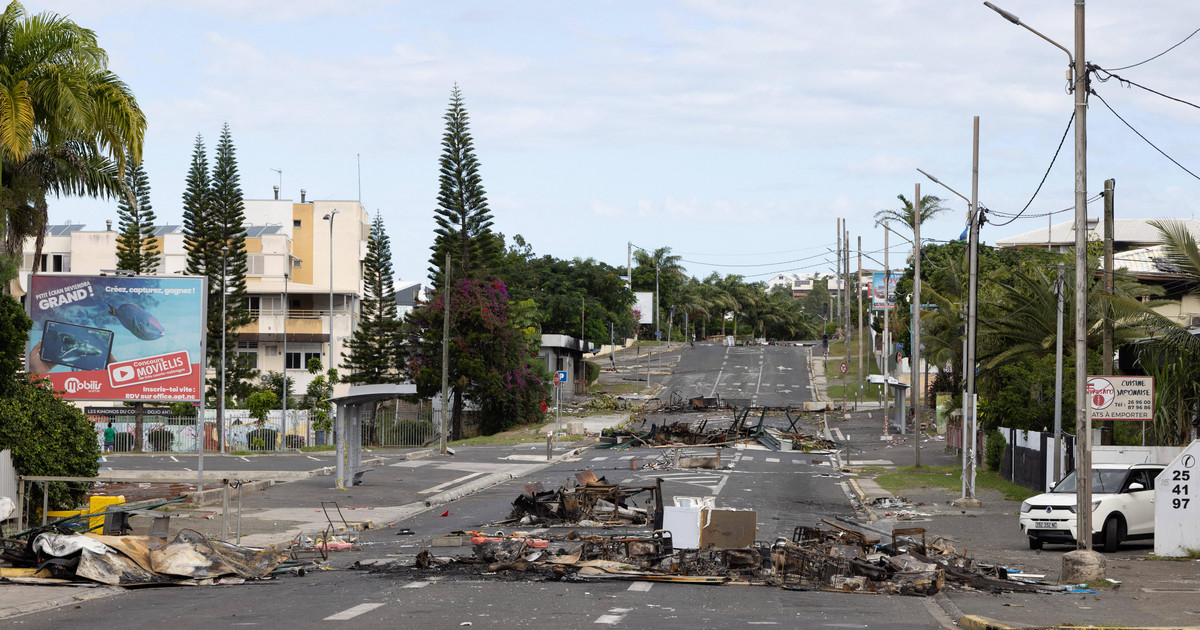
662 342 814 408
4 347 955 629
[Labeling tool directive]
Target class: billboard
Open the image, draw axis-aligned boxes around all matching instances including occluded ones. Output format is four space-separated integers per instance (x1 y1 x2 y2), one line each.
27 274 206 402
1087 375 1154 421
871 271 898 311
633 291 654 325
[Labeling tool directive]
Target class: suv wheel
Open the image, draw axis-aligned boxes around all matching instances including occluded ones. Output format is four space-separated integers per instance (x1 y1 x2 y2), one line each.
1101 516 1123 553
1028 537 1043 551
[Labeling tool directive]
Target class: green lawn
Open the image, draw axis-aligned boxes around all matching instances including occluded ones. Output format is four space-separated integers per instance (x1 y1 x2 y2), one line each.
875 465 1038 502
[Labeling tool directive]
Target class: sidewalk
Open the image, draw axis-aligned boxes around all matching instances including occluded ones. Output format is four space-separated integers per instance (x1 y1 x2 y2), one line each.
831 406 1200 630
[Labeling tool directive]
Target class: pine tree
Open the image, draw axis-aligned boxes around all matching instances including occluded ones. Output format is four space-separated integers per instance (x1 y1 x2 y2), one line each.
210 123 256 401
114 153 159 274
428 84 501 287
182 135 213 279
344 213 401 384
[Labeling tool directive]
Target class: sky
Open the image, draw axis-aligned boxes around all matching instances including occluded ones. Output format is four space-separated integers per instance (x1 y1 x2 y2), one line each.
30 0 1200 286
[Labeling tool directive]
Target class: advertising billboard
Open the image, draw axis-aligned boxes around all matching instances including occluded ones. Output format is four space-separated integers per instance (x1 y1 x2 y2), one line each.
634 292 654 325
27 274 206 402
871 271 898 311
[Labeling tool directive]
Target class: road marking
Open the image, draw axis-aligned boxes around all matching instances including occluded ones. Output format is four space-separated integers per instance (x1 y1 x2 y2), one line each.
182 467 192 472
755 360 765 394
595 608 632 624
308 456 321 461
170 456 179 463
742 456 754 461
419 472 485 494
591 457 608 462
627 582 653 592
792 459 802 465
619 455 635 460
403 581 432 588
324 603 385 620
765 457 780 463
239 456 251 462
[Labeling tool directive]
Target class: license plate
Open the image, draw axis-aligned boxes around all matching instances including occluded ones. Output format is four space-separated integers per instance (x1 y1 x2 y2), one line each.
1032 521 1058 529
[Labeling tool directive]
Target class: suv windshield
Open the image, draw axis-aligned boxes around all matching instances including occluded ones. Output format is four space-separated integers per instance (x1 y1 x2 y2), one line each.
1051 468 1128 494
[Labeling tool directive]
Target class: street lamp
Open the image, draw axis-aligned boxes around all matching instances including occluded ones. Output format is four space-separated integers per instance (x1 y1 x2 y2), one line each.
282 254 299 444
918 118 982 507
986 0 1095 557
219 246 228 454
322 210 339 367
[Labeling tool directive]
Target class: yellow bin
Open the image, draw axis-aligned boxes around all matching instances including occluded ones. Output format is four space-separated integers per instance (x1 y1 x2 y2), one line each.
88 495 125 531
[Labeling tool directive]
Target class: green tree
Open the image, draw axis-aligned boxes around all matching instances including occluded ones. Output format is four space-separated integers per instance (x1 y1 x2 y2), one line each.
873 193 948 235
428 85 501 287
401 278 548 436
114 151 159 274
632 247 685 334
0 1 145 278
183 126 256 405
299 358 338 437
344 213 402 383
0 293 98 509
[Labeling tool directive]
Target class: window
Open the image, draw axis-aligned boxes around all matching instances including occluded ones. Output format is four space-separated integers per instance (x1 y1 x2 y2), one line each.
237 350 258 369
555 357 565 372
285 352 303 370
246 297 261 312
39 254 70 272
293 219 301 228
292 257 302 268
247 253 265 275
237 341 258 349
289 298 301 310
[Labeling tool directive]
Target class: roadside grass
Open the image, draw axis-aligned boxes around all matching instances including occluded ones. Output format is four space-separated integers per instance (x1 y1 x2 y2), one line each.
1148 547 1200 561
875 465 1038 502
299 445 336 452
823 335 886 399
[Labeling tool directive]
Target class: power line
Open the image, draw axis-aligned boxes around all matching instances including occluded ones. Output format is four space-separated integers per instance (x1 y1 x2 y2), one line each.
1104 27 1200 71
1092 88 1200 182
1092 66 1200 111
989 110 1075 228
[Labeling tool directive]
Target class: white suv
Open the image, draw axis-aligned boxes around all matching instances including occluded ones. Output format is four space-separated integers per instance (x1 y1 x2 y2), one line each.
1019 463 1163 552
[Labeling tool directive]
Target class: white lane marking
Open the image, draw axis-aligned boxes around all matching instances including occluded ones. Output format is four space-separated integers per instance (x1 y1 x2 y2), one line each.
742 456 754 461
169 456 179 463
324 603 385 620
595 608 633 624
591 457 608 462
765 457 780 463
755 358 765 394
627 582 653 592
182 467 193 472
403 581 431 588
308 456 321 461
419 472 485 494
239 456 250 462
792 459 802 465
619 455 635 460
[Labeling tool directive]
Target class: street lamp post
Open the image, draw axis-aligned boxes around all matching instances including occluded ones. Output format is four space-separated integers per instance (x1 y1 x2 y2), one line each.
219 246 228 454
987 0 1097 567
918 116 982 506
322 210 339 368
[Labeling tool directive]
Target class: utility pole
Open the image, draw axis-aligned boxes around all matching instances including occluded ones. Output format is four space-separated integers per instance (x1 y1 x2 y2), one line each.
844 225 851 370
963 116 982 503
1101 177 1115 445
857 236 863 398
835 220 842 340
440 252 451 455
1072 0 1092 553
913 184 922 467
1054 263 1065 484
883 224 890 427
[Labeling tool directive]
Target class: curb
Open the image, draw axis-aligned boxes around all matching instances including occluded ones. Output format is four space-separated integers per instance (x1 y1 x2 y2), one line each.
423 471 516 507
0 585 125 620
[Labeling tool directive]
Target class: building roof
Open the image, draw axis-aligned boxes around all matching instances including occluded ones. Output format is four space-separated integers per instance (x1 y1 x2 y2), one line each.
995 218 1200 248
44 224 87 236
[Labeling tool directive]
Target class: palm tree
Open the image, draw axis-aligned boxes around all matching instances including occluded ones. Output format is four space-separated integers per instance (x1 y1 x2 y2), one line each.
632 246 685 331
0 1 145 276
874 193 948 234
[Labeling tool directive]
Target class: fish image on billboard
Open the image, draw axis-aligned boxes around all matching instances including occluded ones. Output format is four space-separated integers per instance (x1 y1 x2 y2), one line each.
107 302 165 341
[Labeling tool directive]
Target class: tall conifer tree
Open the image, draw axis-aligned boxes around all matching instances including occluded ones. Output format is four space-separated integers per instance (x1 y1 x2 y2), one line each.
428 84 501 287
210 123 255 401
344 213 401 384
114 153 159 274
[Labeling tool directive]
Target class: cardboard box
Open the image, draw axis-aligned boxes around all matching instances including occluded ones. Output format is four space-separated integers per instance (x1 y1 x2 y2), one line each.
698 509 756 549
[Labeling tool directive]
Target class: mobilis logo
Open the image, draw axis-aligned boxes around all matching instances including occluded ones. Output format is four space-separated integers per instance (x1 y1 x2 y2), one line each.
64 377 102 394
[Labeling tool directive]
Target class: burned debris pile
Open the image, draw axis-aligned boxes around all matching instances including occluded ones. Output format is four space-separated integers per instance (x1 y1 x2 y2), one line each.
387 507 1053 596
506 471 662 527
601 405 836 453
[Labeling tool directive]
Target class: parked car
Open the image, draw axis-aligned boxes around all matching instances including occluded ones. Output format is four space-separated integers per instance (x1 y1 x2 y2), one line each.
1019 463 1164 552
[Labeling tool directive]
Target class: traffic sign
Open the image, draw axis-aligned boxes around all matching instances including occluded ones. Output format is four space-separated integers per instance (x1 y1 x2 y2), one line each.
555 371 568 385
839 362 848 375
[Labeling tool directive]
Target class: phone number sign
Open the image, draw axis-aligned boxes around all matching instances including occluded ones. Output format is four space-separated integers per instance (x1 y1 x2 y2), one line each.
1087 375 1154 421
1156 445 1200 557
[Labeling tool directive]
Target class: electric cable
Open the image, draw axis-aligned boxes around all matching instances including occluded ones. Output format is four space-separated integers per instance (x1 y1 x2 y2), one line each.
989 110 1075 227
1092 88 1200 182
1103 27 1200 71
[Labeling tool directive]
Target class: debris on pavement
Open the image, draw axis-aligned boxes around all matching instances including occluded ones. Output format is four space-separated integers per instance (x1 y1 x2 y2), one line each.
505 472 662 526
